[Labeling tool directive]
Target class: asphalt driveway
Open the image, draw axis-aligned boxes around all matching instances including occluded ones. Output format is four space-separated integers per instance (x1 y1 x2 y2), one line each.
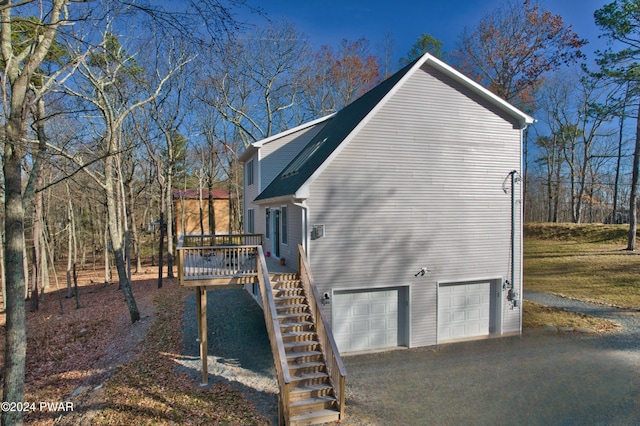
341 331 640 425
182 288 640 425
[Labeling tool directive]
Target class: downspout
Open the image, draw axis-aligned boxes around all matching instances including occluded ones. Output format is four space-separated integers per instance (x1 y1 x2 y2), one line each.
510 170 518 307
292 199 309 259
517 123 528 332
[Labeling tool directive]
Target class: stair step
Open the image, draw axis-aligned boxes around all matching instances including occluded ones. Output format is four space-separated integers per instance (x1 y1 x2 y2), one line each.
274 294 306 300
288 360 326 371
289 409 341 426
286 350 323 362
278 312 312 320
285 340 319 349
279 320 314 329
271 280 302 288
290 371 329 382
276 303 309 310
290 395 337 408
283 330 316 339
290 382 333 395
273 291 304 298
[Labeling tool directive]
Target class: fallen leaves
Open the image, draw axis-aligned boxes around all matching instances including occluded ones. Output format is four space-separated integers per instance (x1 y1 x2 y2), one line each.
0 265 269 425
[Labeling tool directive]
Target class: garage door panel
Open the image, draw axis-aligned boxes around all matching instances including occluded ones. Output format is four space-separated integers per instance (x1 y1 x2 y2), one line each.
353 305 369 316
467 309 480 321
352 320 369 333
439 282 490 343
370 303 387 315
334 288 400 353
452 311 465 322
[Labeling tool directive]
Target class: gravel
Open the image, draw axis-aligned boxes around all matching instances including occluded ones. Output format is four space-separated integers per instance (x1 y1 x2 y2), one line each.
524 290 640 350
339 293 640 425
180 287 279 424
179 288 640 425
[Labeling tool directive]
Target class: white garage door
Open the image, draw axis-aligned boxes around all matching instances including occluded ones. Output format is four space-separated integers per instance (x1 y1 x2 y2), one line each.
333 288 399 353
438 282 490 342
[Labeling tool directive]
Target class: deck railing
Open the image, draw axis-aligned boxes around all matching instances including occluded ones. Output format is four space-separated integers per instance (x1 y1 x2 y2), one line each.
256 246 292 423
181 233 263 248
176 234 264 285
298 244 347 420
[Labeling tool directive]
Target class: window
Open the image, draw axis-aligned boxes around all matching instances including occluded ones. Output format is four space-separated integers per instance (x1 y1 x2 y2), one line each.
247 209 255 233
281 138 327 177
281 206 288 245
245 159 254 186
265 208 271 237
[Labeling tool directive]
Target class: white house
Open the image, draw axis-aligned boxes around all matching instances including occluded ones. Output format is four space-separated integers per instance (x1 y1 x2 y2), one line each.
239 53 534 353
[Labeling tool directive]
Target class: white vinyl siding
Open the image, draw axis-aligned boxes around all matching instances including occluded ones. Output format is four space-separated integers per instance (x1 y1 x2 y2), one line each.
308 62 523 348
243 153 260 237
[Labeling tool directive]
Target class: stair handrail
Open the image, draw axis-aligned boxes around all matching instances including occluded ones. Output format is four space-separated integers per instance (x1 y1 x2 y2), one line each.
298 244 347 420
256 246 292 424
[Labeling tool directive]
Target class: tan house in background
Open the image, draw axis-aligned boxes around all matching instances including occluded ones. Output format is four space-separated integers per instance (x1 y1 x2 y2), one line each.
173 189 231 235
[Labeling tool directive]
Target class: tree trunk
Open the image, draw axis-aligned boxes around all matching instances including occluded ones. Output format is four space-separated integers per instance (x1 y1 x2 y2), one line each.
73 263 82 309
158 212 164 289
627 109 640 250
105 156 140 323
30 247 38 312
208 181 216 235
66 195 74 298
31 180 43 309
614 108 626 224
165 175 174 279
104 211 110 283
127 183 142 273
3 120 27 426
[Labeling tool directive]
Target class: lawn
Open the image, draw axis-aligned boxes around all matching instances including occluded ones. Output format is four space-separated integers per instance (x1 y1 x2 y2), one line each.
524 222 640 310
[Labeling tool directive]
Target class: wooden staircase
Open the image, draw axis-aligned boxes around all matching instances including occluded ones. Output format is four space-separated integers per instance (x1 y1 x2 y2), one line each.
272 276 342 425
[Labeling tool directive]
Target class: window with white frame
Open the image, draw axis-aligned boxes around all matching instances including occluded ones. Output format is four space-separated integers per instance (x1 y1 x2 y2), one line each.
245 159 254 186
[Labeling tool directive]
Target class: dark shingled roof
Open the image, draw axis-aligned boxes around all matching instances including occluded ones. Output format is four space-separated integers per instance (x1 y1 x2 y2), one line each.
254 58 419 202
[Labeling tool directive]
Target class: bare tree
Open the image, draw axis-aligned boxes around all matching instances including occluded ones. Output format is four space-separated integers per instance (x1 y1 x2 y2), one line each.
200 19 311 148
0 2 78 422
58 25 191 321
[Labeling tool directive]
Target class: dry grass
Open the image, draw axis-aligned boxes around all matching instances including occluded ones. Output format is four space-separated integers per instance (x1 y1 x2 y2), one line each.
523 222 640 331
524 223 640 309
522 301 621 332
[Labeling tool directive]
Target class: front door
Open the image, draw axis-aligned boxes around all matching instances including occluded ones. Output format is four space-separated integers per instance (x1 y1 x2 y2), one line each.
273 209 281 257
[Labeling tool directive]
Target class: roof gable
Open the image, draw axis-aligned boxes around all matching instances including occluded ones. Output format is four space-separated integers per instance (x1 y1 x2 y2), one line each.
254 53 534 202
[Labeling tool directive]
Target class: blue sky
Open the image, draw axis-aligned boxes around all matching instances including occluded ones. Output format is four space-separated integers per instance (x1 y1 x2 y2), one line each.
240 0 612 64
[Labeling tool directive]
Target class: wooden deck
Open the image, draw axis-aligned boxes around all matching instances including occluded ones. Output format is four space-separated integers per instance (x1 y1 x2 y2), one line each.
176 235 345 425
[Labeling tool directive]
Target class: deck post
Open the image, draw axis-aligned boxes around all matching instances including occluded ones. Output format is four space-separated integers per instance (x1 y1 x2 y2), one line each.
197 286 208 385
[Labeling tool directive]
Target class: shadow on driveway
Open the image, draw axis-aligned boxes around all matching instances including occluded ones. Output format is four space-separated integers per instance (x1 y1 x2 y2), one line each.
340 330 640 425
